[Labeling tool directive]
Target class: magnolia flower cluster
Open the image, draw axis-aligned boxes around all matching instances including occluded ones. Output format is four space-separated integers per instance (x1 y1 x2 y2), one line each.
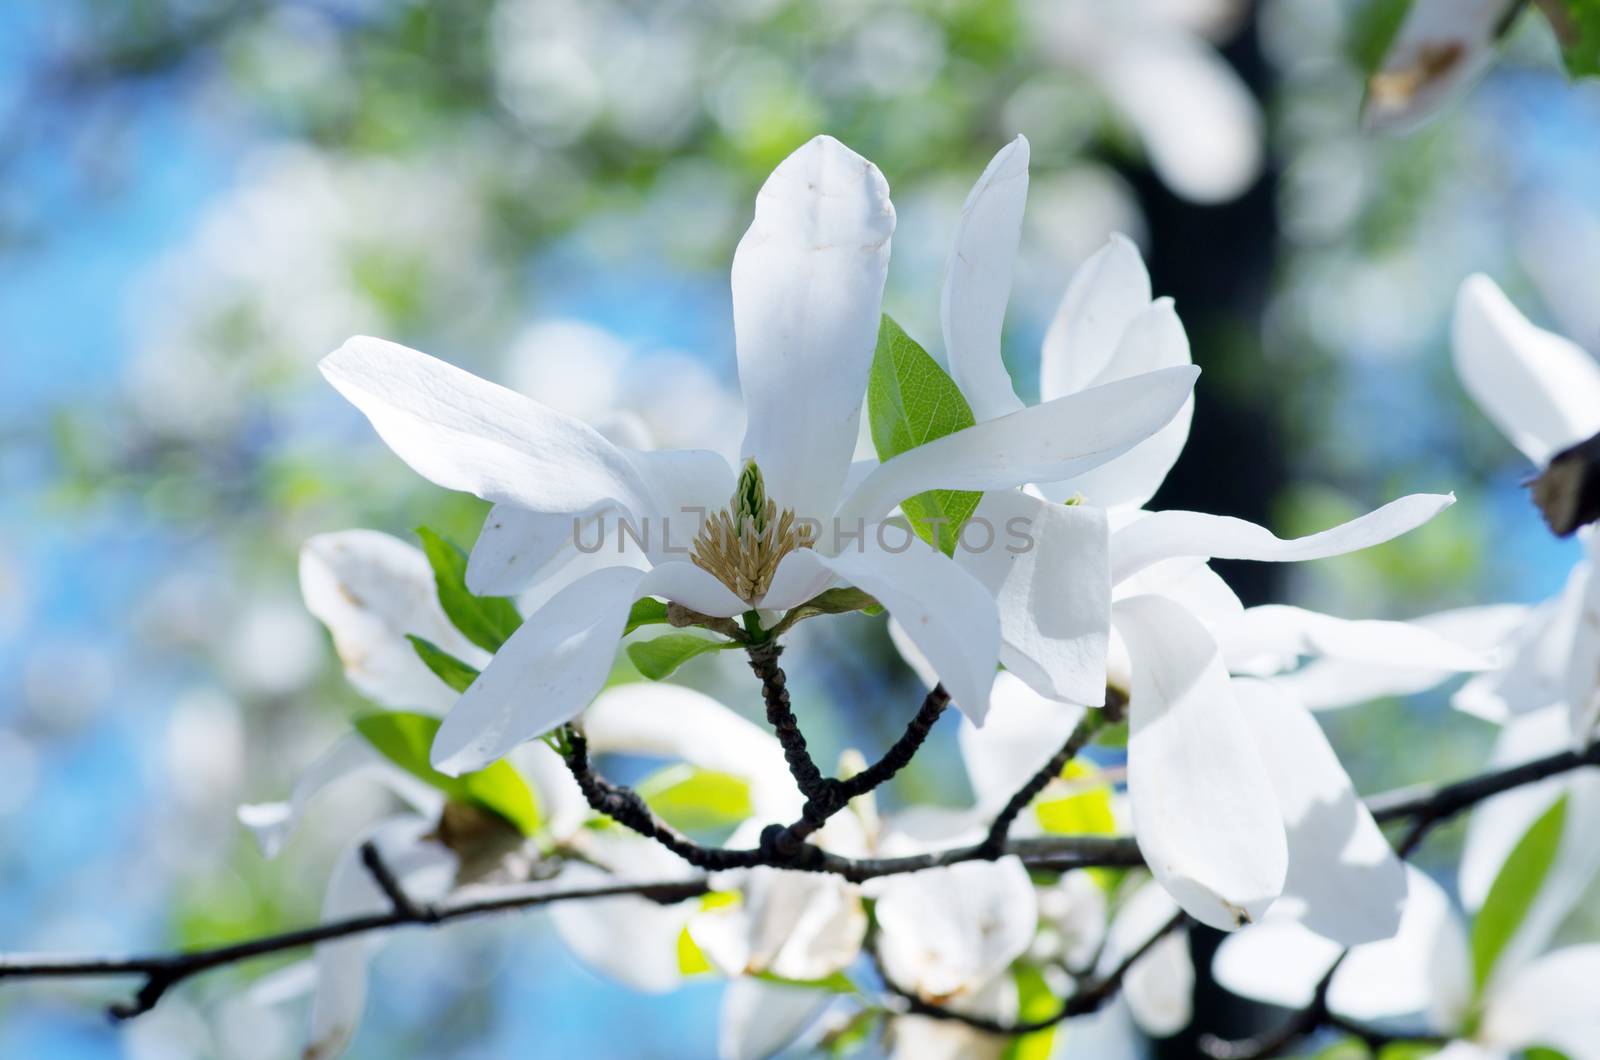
240 135 1600 1058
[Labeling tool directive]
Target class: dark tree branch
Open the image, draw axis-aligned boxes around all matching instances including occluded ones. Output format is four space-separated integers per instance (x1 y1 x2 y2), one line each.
836 684 950 801
745 644 834 806
979 693 1121 857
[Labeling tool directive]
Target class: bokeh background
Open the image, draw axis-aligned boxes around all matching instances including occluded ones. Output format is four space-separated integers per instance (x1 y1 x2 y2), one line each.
2 0 1597 1056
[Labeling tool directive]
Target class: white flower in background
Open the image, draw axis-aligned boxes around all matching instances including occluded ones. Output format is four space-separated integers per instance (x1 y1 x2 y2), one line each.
322 134 1199 774
1022 0 1262 203
929 136 1467 934
1452 273 1600 742
1363 0 1523 134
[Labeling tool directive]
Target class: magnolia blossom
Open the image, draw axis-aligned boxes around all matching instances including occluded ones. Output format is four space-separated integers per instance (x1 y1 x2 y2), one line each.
321 135 1199 774
922 136 1467 933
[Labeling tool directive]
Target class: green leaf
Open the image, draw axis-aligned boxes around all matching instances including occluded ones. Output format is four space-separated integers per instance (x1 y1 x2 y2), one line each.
867 315 983 555
407 635 479 693
637 764 754 831
754 969 858 993
417 526 523 653
624 597 672 636
1034 761 1116 835
1470 794 1568 993
820 1008 882 1056
1544 0 1600 78
676 923 714 975
1375 1043 1446 1060
1348 0 1413 74
626 633 734 680
1002 964 1058 1060
353 711 541 836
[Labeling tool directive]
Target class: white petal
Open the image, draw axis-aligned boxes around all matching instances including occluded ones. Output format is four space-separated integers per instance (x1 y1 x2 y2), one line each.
1105 881 1192 1038
237 734 442 860
1043 299 1193 510
466 505 603 598
812 530 1000 724
308 817 456 1059
635 558 751 618
1111 493 1455 586
690 868 865 981
955 491 1110 706
958 672 1088 814
942 136 1029 422
719 979 830 1060
584 682 800 820
1233 679 1407 946
887 1013 1009 1060
837 365 1199 528
624 447 740 561
1453 273 1600 466
1363 0 1521 134
547 860 694 994
430 566 644 775
872 857 1037 1004
1040 234 1152 401
1115 594 1286 930
734 135 895 523
320 336 651 517
1092 29 1263 203
1330 867 1470 1028
1214 604 1494 678
1480 944 1600 1059
299 530 485 712
1211 917 1341 1011
757 546 841 613
1456 570 1587 724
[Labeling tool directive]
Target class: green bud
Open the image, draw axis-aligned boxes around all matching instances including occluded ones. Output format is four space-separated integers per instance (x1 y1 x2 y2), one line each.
734 459 768 534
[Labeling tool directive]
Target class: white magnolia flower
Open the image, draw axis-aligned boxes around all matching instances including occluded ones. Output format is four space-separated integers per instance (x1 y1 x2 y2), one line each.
1215 864 1600 1059
321 135 1199 774
929 137 1462 934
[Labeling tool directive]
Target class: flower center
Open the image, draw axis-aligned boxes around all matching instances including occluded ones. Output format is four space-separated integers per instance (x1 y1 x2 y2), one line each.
690 460 815 602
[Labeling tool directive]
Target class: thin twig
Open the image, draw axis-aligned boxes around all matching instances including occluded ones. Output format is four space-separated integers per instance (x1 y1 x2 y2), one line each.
979 706 1109 857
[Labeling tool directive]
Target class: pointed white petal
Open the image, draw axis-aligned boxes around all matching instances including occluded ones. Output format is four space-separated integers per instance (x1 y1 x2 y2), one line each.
635 558 751 618
1456 570 1587 724
872 857 1037 1004
958 672 1088 814
1363 0 1521 134
813 530 1000 724
1233 679 1407 946
734 135 895 523
955 491 1110 706
690 867 865 981
320 337 652 517
430 566 643 775
1115 594 1286 930
719 978 830 1060
466 504 602 598
1040 234 1152 401
300 530 485 712
942 136 1029 422
1453 274 1600 466
1043 299 1193 510
837 365 1199 528
1480 944 1600 1059
1111 494 1455 586
1214 604 1494 678
1105 881 1192 1038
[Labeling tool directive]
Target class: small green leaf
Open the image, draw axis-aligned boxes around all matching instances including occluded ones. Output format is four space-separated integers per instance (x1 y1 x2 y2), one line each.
1470 794 1567 993
1544 0 1600 78
754 969 858 993
1522 1048 1575 1060
624 597 672 636
867 315 983 555
1375 1043 1446 1060
407 635 479 693
820 1008 882 1056
1002 964 1058 1060
353 711 541 836
1034 761 1116 835
676 923 714 975
1348 0 1413 75
417 526 523 652
637 764 754 831
626 633 734 680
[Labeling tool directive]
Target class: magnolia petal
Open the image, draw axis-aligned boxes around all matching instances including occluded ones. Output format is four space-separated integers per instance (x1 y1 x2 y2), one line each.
1040 234 1152 401
955 490 1110 706
1363 0 1521 134
308 817 456 1060
1211 918 1341 1011
690 867 865 981
958 672 1088 815
1330 867 1470 1028
547 859 695 994
837 365 1199 529
237 734 442 860
623 447 739 557
1453 273 1600 466
719 978 830 1060
584 683 800 820
1043 299 1193 511
941 136 1029 423
1214 604 1494 678
1480 944 1600 1059
872 857 1037 1004
734 135 894 524
430 566 643 775
320 336 651 518
1116 594 1286 931
1456 569 1585 724
1111 493 1454 586
635 558 751 619
1233 679 1407 946
466 504 603 598
1092 28 1262 204
812 530 1000 724
300 530 486 712
1106 881 1192 1038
